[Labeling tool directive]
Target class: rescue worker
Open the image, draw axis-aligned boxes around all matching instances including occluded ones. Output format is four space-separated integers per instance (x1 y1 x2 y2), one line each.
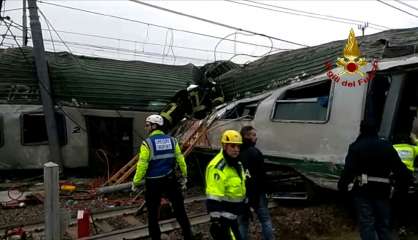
160 89 192 131
238 126 275 240
131 114 193 240
338 120 414 240
188 79 224 119
393 134 418 172
206 130 246 240
392 133 418 236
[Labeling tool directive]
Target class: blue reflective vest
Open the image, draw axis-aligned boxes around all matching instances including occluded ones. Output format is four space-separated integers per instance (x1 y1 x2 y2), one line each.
145 134 176 178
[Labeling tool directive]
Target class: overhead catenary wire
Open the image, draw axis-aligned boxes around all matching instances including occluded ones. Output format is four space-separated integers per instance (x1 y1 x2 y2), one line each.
393 0 418 12
376 0 418 18
130 0 308 48
3 33 212 63
37 7 83 67
40 10 56 52
4 23 241 56
2 7 25 13
228 0 390 31
214 31 274 62
3 13 265 63
0 19 12 46
37 0 287 51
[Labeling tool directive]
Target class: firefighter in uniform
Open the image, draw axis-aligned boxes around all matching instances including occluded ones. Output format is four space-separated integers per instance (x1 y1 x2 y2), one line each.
338 121 414 240
132 114 192 240
206 130 246 240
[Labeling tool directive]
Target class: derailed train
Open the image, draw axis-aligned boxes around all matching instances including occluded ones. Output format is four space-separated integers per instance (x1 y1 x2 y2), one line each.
177 55 418 190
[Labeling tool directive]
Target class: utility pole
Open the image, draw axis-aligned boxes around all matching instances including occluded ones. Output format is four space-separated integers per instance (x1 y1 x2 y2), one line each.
28 0 63 168
358 22 369 37
22 0 28 46
0 0 3 14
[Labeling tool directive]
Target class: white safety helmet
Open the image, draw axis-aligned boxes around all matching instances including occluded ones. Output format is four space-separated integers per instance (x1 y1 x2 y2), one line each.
146 114 164 126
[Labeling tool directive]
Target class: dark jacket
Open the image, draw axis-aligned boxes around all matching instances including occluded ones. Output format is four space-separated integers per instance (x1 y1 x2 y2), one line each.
338 133 413 198
240 139 266 205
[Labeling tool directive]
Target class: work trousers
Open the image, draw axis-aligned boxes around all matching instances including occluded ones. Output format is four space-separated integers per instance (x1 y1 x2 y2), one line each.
145 174 192 240
353 195 392 240
210 217 242 240
238 193 275 240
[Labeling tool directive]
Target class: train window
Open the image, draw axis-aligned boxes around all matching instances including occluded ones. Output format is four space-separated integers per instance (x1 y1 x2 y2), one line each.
0 116 3 147
272 81 332 122
21 113 67 145
222 100 259 120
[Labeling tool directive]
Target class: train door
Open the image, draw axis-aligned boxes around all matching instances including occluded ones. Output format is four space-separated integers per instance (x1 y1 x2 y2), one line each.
86 116 133 176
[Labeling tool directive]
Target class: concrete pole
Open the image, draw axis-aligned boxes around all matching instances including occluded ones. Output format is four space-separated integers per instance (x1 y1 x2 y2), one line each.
28 0 63 167
44 162 60 240
22 0 28 46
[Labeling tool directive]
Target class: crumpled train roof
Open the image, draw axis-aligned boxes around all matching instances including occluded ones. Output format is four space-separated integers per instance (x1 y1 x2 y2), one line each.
216 27 418 101
0 47 199 111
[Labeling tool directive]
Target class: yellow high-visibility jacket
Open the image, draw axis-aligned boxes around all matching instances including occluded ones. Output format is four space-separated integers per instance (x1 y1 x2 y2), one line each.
132 130 187 186
394 143 418 172
205 150 246 219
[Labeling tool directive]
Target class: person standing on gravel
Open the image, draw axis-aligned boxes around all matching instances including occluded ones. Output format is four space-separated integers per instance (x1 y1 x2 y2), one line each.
338 120 414 240
131 114 193 240
206 130 246 240
238 126 275 240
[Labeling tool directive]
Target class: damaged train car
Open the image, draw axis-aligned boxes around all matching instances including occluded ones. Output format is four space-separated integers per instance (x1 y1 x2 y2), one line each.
177 27 418 190
0 47 202 172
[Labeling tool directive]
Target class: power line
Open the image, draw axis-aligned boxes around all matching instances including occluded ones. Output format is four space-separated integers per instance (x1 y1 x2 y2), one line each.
6 18 211 63
4 20 209 63
5 19 247 57
37 0 287 51
229 0 390 30
393 0 418 12
0 18 12 46
130 0 308 47
4 33 212 63
35 27 240 56
2 7 25 13
376 0 418 18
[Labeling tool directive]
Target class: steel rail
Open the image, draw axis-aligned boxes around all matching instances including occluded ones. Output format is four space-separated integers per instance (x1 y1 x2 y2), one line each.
0 195 205 237
82 201 279 240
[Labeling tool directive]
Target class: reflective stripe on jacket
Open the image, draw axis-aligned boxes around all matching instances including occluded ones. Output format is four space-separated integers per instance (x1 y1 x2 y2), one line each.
394 144 417 172
205 151 246 204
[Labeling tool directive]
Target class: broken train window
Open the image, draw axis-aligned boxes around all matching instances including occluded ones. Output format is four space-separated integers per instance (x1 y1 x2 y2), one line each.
21 112 67 145
272 80 332 122
222 100 260 120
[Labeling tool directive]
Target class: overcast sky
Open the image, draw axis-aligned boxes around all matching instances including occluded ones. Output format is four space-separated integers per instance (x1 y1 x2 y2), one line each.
1 0 418 65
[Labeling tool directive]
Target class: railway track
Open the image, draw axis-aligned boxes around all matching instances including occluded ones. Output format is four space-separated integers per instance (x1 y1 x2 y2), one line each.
81 212 210 240
0 195 280 240
0 195 205 239
81 201 279 240
1 172 303 239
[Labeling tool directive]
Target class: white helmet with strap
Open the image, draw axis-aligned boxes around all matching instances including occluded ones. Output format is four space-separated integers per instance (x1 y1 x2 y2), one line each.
146 114 164 126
